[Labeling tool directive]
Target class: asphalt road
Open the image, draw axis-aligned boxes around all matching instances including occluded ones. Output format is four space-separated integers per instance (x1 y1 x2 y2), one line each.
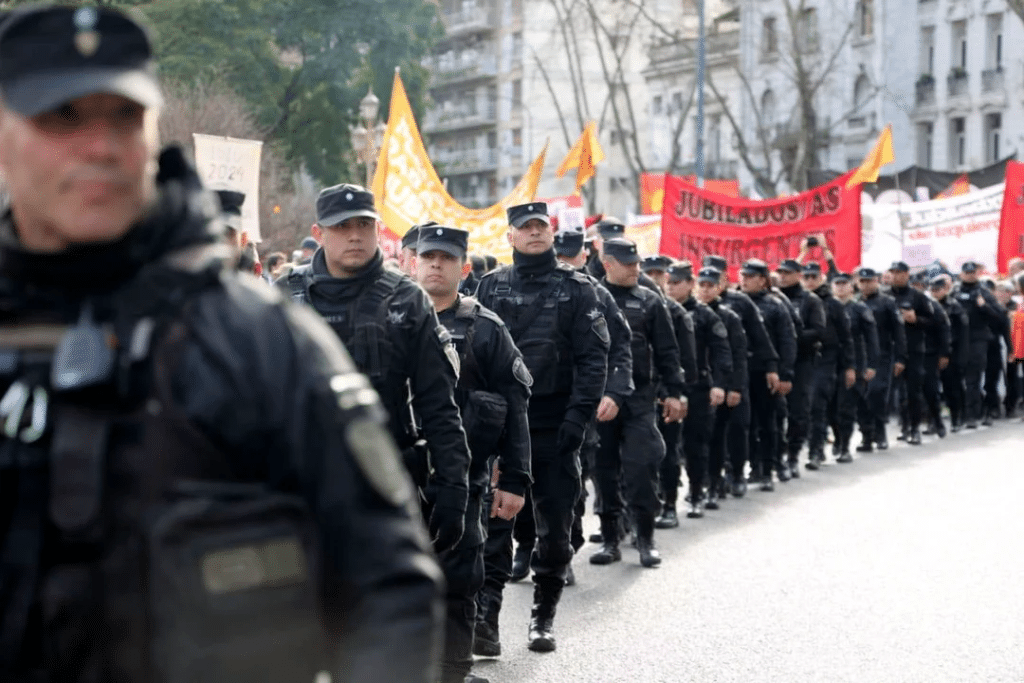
474 420 1024 683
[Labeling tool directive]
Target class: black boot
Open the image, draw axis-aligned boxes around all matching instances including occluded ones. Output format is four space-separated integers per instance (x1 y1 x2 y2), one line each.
686 488 704 519
776 458 792 482
787 452 801 479
510 544 532 583
473 590 502 657
805 450 823 470
836 434 853 463
527 581 559 652
635 517 662 567
705 483 720 510
908 428 922 445
590 516 622 565
855 428 873 452
655 506 679 529
731 473 747 497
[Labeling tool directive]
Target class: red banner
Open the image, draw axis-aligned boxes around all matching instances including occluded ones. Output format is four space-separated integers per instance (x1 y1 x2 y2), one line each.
640 172 739 215
659 172 861 278
998 160 1024 273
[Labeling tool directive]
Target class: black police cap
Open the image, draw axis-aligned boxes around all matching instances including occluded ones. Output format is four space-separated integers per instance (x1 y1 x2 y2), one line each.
961 261 980 273
776 259 802 273
831 272 852 283
300 236 319 250
603 238 640 264
215 190 245 217
889 260 910 273
316 183 379 226
704 255 728 272
417 225 469 259
667 263 694 282
0 6 162 118
595 217 626 239
929 274 948 288
741 259 770 278
697 267 722 284
507 202 549 229
641 255 672 273
803 262 822 276
858 267 880 279
554 230 585 258
402 224 429 251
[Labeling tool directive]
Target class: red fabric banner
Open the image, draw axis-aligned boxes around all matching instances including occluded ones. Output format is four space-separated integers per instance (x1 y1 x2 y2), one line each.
997 160 1024 273
659 172 862 278
640 172 739 215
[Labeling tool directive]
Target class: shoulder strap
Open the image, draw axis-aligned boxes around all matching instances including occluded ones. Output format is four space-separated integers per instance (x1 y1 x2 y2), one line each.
507 270 566 342
287 265 313 304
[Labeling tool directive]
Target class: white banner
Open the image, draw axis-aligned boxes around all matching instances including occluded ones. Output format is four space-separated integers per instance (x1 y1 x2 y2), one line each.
860 202 903 269
193 134 263 241
898 184 1004 271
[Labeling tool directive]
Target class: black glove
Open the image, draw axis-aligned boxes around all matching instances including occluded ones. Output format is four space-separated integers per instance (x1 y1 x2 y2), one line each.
557 419 586 455
429 503 465 554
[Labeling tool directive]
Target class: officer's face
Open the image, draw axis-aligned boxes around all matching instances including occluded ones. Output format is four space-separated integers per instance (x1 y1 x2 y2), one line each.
930 283 949 299
961 270 979 284
832 280 853 300
696 280 719 304
509 218 554 255
604 257 640 287
416 249 467 299
317 216 379 275
739 273 766 294
859 277 879 296
399 246 417 277
777 269 801 288
0 93 159 252
802 272 823 290
889 270 909 287
665 277 692 302
646 269 668 291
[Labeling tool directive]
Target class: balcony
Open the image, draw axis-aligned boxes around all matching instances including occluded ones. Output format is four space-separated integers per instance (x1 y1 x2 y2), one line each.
432 147 499 175
422 105 497 133
947 70 969 98
916 78 936 106
441 7 493 37
982 67 1004 93
648 30 740 65
428 55 497 87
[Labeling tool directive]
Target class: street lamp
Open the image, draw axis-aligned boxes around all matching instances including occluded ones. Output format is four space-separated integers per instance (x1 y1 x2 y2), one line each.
351 86 387 188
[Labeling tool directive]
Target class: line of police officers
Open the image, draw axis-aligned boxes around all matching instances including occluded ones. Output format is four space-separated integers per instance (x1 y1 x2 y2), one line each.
283 174 1018 683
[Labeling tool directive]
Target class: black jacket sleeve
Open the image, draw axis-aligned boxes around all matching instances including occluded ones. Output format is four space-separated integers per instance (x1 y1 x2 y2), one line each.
650 298 685 398
801 293 827 349
859 302 880 371
706 309 733 391
180 279 443 683
670 301 699 388
832 299 855 372
731 291 778 374
597 283 635 406
565 278 610 428
722 306 749 393
932 300 952 358
952 302 971 367
770 299 798 382
476 315 533 498
891 299 909 365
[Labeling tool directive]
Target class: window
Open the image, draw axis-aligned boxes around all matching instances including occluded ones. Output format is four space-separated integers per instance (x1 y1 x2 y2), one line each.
762 17 778 57
761 89 776 129
920 26 935 75
511 31 523 62
857 0 873 37
985 113 1001 163
987 14 1003 69
652 95 663 115
707 115 722 162
511 79 522 107
917 122 933 167
853 74 871 109
670 91 683 114
511 128 522 146
952 20 967 70
797 8 819 52
950 117 966 168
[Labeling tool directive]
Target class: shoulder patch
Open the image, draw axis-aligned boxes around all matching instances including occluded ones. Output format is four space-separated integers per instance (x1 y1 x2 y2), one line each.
682 311 695 332
512 356 534 387
345 419 414 507
592 316 610 344
712 320 728 339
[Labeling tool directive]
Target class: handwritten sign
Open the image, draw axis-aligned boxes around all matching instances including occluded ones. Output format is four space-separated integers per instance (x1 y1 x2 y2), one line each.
193 134 263 241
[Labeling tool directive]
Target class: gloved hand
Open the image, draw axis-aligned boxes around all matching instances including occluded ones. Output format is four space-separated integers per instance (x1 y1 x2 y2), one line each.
557 419 586 455
429 503 465 554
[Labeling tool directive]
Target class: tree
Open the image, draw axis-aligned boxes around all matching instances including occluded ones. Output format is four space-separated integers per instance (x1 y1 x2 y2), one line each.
1008 0 1024 25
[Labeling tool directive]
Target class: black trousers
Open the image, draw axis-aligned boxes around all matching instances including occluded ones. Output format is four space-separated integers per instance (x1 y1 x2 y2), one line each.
594 391 665 530
833 377 861 442
437 502 486 683
682 388 712 499
657 413 684 507
984 339 1004 415
964 339 988 422
748 374 779 476
922 353 945 427
809 354 838 455
859 358 893 442
786 357 815 457
941 363 966 426
898 353 925 431
711 390 750 482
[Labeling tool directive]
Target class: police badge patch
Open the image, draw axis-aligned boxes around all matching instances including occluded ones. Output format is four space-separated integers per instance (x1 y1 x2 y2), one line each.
513 357 533 387
592 317 610 344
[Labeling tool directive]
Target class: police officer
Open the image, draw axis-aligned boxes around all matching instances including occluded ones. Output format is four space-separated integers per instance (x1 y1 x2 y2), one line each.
887 261 933 444
956 262 1006 427
697 268 749 501
738 260 797 489
588 217 663 294
661 262 731 518
415 226 532 683
592 239 686 567
799 262 855 467
831 273 879 459
704 255 779 492
475 202 609 653
856 268 907 450
0 6 443 681
918 274 951 438
398 223 422 276
776 259 826 473
283 185 472 556
930 274 969 432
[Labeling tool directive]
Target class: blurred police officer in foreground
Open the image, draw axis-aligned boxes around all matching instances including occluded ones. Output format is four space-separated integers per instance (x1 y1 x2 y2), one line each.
661 262 730 520
0 6 442 682
592 239 685 567
475 203 608 653
856 268 906 450
415 226 532 683
283 184 472 557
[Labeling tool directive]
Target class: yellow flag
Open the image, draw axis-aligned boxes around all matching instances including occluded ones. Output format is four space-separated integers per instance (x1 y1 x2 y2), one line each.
846 124 895 188
556 121 605 195
372 72 548 262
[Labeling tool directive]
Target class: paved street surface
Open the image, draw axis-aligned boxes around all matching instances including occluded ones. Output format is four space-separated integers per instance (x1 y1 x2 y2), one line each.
476 421 1024 683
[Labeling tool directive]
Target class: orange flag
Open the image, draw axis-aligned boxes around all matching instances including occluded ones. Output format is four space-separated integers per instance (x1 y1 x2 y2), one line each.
846 124 895 189
937 174 971 198
556 121 605 195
